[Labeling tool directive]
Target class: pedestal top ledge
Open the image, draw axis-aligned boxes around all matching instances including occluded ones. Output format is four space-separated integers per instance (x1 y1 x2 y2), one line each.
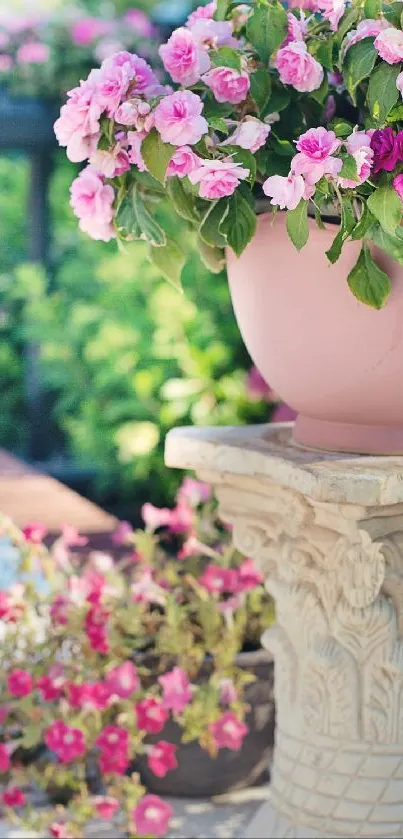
165 422 403 507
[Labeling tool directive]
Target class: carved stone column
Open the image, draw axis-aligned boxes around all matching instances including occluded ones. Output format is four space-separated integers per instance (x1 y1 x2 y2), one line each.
165 423 403 839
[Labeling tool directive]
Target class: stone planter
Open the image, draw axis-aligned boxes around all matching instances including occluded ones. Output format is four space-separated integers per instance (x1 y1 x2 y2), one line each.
136 648 275 797
227 211 403 455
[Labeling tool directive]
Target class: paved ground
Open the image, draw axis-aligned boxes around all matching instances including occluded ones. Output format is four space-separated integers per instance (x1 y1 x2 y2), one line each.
0 785 269 838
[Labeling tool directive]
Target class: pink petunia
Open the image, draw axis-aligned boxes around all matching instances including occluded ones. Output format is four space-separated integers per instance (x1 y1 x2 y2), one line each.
37 672 65 702
22 521 48 544
17 41 50 64
94 796 120 821
177 477 211 506
96 725 129 776
0 744 10 774
159 666 192 713
136 696 169 734
1 786 26 808
235 558 263 592
148 741 178 777
199 564 238 594
209 711 248 751
45 721 86 764
105 662 139 699
188 157 249 199
155 90 208 147
7 669 33 698
132 795 173 838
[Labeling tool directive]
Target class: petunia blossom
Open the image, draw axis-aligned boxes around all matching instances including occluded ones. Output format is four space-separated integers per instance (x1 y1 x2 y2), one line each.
132 795 173 838
159 666 192 713
45 721 86 764
136 696 169 734
209 711 248 751
148 741 178 777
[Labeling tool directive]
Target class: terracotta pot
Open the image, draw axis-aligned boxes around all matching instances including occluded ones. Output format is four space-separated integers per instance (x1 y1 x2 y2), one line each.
136 649 274 797
227 211 403 454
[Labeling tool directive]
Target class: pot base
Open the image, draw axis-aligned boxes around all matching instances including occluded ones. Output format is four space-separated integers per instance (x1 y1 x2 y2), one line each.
293 415 403 456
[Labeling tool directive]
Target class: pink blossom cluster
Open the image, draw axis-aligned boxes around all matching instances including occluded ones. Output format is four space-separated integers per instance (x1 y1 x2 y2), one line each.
264 127 373 210
287 0 345 30
199 558 263 597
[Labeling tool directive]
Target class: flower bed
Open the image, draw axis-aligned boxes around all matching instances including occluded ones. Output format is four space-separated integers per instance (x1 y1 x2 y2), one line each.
0 478 274 838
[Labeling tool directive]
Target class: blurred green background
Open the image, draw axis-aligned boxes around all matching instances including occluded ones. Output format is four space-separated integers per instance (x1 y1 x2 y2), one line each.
0 0 270 521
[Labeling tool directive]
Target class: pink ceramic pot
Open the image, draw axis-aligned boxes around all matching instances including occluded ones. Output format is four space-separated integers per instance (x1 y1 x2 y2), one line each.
227 212 403 454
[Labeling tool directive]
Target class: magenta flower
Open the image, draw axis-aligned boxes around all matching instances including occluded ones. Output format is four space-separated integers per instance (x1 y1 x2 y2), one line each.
0 591 13 621
142 502 178 531
370 127 398 173
22 521 48 544
112 520 133 545
159 666 192 713
343 18 388 56
37 673 65 702
296 127 340 160
45 721 86 764
188 157 249 199
49 824 73 839
7 669 33 698
71 17 113 46
159 27 210 86
132 795 173 837
96 725 130 775
263 174 306 210
1 786 26 808
338 132 374 188
148 741 178 777
0 744 10 774
136 696 169 734
70 165 115 243
85 603 110 654
186 2 216 27
94 796 120 821
203 66 250 104
50 594 70 626
219 678 238 706
375 27 403 64
235 558 263 593
17 41 50 65
177 477 211 507
155 90 208 147
125 8 155 38
131 568 167 606
105 662 139 699
199 564 238 594
276 41 323 93
393 173 403 201
209 711 248 751
167 146 200 179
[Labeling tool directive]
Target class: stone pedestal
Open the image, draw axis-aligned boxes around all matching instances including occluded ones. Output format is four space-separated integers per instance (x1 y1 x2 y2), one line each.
165 423 403 839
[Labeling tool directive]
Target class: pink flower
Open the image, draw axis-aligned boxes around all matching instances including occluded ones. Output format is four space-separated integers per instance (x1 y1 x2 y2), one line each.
397 70 403 98
190 19 235 49
342 18 388 55
102 52 163 97
177 477 211 506
370 127 398 173
54 72 102 163
131 568 167 606
127 131 147 172
375 27 403 63
132 795 173 838
125 9 155 38
263 173 305 210
148 741 178 778
112 521 133 545
167 146 200 179
61 525 88 548
49 824 73 839
22 521 47 544
393 173 403 201
70 166 115 243
0 706 10 726
7 669 33 698
0 744 10 774
188 157 249 199
0 55 13 72
236 558 263 592
0 592 14 623
96 725 129 775
203 66 250 104
338 131 373 188
209 711 248 751
105 662 139 699
85 603 110 654
219 678 238 705
286 11 307 42
1 786 26 808
45 721 86 764
71 17 113 46
155 90 208 146
223 116 270 153
142 502 178 531
94 797 120 821
160 27 210 86
292 151 342 185
199 564 238 594
17 41 50 64
186 2 216 27
276 41 323 93
115 99 153 131
37 673 65 702
96 64 130 117
136 697 169 734
296 126 340 160
90 148 130 178
50 594 70 626
159 667 192 713
316 0 345 30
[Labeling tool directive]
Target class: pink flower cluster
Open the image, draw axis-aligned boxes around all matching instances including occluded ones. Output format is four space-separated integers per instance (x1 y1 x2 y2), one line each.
96 725 130 775
264 126 373 210
342 18 388 56
209 711 248 750
199 558 263 597
45 720 86 764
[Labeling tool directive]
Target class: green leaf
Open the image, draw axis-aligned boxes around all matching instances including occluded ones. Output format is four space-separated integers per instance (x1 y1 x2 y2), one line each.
364 0 381 17
326 198 355 264
199 199 229 248
270 133 295 157
383 0 402 27
367 62 400 125
329 118 355 138
117 184 166 245
22 723 42 749
311 75 329 105
347 245 391 308
222 145 256 184
386 102 403 123
337 7 359 43
141 129 174 184
351 205 375 240
166 178 200 224
344 38 377 98
209 116 229 134
314 206 325 230
250 68 272 113
216 0 229 19
222 190 257 257
210 46 242 71
367 223 403 265
315 39 334 72
203 96 233 119
367 186 402 235
339 153 359 181
286 200 309 251
149 239 185 289
264 87 291 115
197 237 226 273
246 0 288 63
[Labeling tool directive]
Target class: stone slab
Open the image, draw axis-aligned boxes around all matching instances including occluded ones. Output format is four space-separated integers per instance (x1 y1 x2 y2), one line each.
165 423 403 507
